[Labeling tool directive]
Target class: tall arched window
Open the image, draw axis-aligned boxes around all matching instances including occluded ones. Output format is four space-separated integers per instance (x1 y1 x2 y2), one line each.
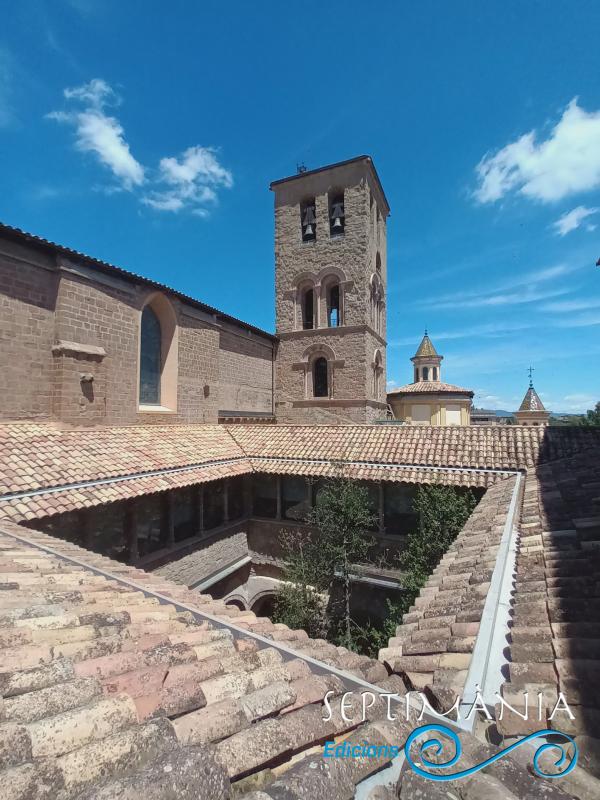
422 366 429 381
327 283 340 327
313 357 328 397
302 287 314 330
432 367 438 381
140 306 162 404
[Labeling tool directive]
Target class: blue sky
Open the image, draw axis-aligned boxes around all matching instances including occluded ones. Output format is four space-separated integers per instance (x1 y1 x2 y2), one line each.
1 1 599 413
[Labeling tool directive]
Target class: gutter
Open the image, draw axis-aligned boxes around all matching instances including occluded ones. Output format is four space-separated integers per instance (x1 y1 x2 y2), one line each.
0 456 515 504
458 471 522 728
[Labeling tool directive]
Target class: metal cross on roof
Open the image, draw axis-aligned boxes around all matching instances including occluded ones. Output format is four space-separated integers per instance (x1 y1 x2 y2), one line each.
527 365 535 387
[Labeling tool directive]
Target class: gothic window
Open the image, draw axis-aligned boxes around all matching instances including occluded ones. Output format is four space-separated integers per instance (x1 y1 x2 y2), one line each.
329 192 345 236
327 283 340 327
301 199 316 242
313 357 328 397
140 306 161 404
302 287 314 329
423 366 429 381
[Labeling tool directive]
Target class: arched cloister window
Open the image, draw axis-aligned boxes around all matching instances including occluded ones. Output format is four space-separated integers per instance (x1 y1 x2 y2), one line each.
423 366 429 381
138 293 178 412
327 283 340 327
313 357 328 397
140 306 162 404
302 287 314 330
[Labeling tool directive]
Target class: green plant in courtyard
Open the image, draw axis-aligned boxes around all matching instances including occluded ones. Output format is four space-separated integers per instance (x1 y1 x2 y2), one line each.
273 475 477 658
272 472 377 650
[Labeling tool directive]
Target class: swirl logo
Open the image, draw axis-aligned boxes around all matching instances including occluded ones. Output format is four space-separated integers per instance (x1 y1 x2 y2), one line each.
404 724 578 781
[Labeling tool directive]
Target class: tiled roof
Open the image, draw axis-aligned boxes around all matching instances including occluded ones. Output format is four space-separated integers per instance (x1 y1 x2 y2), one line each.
518 384 547 412
229 423 600 471
0 519 580 799
249 458 502 489
388 380 474 395
379 477 518 697
2 423 600 523
0 423 247 496
0 518 404 798
498 447 600 743
413 333 439 359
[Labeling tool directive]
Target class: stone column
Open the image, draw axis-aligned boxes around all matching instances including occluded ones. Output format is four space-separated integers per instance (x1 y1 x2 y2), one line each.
306 478 313 508
223 480 230 523
125 498 139 563
378 482 385 535
79 508 93 550
198 485 204 535
193 485 202 536
163 492 175 547
276 475 282 520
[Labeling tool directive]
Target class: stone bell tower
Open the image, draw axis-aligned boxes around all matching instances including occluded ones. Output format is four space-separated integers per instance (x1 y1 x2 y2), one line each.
270 156 390 424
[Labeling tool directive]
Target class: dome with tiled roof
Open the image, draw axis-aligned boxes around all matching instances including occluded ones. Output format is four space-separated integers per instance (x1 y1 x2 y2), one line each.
413 332 439 359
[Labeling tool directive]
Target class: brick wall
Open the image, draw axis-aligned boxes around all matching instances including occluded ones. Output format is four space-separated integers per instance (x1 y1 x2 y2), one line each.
218 328 274 415
0 240 57 420
0 235 275 425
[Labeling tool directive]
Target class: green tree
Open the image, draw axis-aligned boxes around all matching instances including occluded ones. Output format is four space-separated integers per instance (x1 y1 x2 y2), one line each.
368 484 477 655
581 401 600 426
306 475 377 649
272 528 326 639
272 472 377 650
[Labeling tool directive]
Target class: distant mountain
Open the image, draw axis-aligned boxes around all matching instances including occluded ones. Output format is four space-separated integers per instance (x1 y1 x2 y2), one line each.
473 408 513 417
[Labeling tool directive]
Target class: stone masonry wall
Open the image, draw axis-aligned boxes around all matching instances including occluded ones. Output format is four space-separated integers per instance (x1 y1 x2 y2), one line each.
218 328 274 415
273 159 388 424
0 239 58 420
0 236 275 426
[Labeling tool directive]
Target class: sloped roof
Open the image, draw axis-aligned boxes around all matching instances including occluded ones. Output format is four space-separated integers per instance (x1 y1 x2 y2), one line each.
518 384 547 412
0 519 400 797
413 333 439 359
388 380 473 396
2 422 600 523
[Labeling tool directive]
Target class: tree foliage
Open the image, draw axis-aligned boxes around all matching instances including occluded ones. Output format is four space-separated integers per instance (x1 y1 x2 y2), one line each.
581 401 600 426
273 475 477 658
272 474 376 650
361 484 477 656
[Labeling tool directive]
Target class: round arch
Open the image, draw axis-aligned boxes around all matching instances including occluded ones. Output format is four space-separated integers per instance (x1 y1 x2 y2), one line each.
138 292 178 411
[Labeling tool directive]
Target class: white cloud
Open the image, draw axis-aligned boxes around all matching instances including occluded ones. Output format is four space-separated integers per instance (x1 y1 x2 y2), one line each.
542 297 600 313
553 205 599 236
421 263 577 310
474 98 600 203
48 79 144 190
390 320 535 347
48 79 232 217
561 393 597 413
143 146 232 215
